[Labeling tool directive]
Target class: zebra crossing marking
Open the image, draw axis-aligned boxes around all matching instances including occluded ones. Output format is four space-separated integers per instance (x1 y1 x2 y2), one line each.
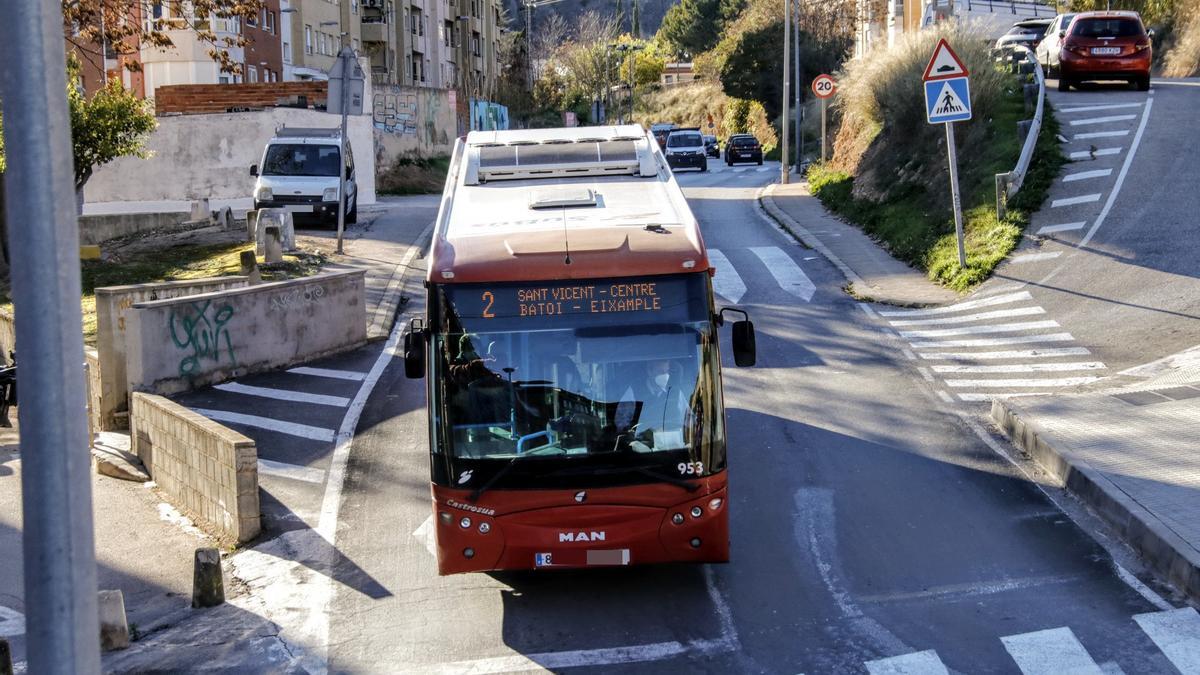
909 333 1077 349
919 347 1092 361
944 376 1101 388
707 249 747 304
887 306 1045 327
897 320 1060 339
1011 252 1063 264
1001 627 1104 675
287 366 367 381
214 382 351 408
1070 147 1122 160
877 291 1033 317
1069 114 1137 127
865 650 949 675
189 408 336 442
0 604 25 637
931 362 1105 374
1133 607 1200 675
750 246 816 302
1037 222 1087 235
1052 194 1102 208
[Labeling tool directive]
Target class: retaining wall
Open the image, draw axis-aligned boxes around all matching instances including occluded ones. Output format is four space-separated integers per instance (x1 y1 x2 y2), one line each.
125 270 366 396
131 393 260 543
95 277 251 431
78 211 194 245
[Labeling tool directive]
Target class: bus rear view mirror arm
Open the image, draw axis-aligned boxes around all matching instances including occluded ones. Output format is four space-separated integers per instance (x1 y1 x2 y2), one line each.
403 318 427 379
719 307 756 367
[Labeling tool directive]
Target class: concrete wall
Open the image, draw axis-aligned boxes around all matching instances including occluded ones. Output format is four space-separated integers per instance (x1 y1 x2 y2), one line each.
371 84 457 166
86 348 102 438
84 106 377 207
125 270 366 396
131 393 261 543
78 211 196 246
95 277 252 431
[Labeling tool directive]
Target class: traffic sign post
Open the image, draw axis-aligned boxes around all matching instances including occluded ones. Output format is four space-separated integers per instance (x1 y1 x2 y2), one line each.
812 74 836 163
922 39 971 269
327 47 364 255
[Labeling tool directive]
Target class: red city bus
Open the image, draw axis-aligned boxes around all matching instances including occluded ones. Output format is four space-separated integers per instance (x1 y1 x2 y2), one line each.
402 125 756 575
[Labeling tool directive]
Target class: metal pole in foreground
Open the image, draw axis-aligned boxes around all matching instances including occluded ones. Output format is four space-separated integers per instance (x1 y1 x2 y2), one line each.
820 98 827 162
0 1 101 672
336 47 351 255
780 0 791 184
945 122 967 269
793 0 801 173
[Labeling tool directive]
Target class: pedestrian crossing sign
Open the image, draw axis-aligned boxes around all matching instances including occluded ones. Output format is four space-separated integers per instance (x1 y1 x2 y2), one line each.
925 77 972 124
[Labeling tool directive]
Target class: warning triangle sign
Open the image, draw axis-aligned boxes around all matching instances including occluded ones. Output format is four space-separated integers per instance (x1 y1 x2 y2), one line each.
922 38 970 81
932 81 968 116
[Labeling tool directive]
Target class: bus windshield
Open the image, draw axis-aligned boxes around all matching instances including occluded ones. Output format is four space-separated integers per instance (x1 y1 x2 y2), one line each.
430 273 726 488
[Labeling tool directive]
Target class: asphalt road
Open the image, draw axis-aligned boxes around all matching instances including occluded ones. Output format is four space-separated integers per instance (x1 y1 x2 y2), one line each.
319 162 1195 673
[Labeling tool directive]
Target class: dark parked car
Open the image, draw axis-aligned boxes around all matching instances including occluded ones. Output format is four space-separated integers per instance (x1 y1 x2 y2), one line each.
723 134 763 166
1057 11 1152 91
995 18 1054 53
703 135 720 158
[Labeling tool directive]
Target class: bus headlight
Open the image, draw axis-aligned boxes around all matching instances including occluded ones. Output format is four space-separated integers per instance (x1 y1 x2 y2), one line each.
459 517 472 529
709 498 723 511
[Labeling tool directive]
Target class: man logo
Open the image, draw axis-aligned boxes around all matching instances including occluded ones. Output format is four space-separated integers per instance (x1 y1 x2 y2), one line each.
457 470 474 485
559 531 606 542
574 491 587 503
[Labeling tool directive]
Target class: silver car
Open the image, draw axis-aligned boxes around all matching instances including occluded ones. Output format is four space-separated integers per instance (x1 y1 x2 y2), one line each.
1036 13 1077 77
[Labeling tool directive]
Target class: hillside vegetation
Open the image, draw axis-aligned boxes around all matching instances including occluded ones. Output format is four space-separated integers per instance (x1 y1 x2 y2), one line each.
810 24 1064 291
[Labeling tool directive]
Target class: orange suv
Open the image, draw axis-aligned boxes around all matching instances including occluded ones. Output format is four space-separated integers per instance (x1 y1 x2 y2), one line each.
1058 11 1152 91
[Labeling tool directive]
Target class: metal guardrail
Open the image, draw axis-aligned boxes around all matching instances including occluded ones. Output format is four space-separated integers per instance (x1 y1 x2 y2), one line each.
995 44 1044 218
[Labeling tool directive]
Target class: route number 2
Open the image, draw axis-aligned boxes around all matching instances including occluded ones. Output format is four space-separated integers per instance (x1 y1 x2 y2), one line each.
481 291 495 318
678 461 703 476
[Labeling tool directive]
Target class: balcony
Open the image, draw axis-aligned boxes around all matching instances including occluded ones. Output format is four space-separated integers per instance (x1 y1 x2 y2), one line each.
360 21 388 43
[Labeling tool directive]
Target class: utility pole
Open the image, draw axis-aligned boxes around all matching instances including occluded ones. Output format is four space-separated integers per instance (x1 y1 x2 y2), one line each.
780 0 791 184
793 0 801 173
0 0 101 672
336 46 351 255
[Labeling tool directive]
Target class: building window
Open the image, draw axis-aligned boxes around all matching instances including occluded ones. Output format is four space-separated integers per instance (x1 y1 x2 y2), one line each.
247 11 257 27
472 32 480 57
267 10 276 33
305 25 313 54
284 41 292 62
319 32 327 54
219 75 230 84
353 38 360 51
248 65 258 82
353 0 358 13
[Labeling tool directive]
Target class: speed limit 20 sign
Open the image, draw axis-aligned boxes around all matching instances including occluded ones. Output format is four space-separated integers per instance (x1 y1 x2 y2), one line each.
812 74 836 99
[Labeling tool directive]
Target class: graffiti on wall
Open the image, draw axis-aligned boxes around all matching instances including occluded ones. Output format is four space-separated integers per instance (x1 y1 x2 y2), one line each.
270 284 326 312
169 300 237 377
470 99 510 131
372 85 452 148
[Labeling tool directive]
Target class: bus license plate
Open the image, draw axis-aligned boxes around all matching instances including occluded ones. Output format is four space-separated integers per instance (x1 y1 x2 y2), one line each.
535 553 554 567
586 549 631 566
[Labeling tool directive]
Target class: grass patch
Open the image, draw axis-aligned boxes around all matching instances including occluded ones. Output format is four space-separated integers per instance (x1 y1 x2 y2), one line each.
378 155 451 195
0 242 327 345
810 84 1066 292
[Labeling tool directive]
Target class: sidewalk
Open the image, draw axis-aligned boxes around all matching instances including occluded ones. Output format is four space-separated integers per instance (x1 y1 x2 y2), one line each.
317 194 438 340
0 413 221 671
993 346 1200 605
761 182 960 307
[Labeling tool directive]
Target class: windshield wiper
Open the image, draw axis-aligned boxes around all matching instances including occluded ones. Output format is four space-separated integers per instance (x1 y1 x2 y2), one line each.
468 442 563 502
629 465 701 492
545 463 701 492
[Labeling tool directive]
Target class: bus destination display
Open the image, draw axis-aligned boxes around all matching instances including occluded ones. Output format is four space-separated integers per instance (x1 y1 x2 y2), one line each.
445 276 702 326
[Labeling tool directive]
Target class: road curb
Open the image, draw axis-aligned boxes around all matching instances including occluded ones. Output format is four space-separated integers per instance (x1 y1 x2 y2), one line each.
758 184 869 292
365 220 435 341
991 397 1200 605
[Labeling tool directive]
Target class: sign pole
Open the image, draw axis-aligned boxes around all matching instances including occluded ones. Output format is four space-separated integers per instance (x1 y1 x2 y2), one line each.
820 98 827 162
780 0 791 185
944 121 967 269
336 47 351 255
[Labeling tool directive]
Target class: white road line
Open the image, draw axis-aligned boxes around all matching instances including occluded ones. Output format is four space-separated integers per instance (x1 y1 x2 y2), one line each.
1011 252 1063 264
1059 102 1142 114
258 458 327 484
1001 627 1104 675
1070 147 1122 160
1133 607 1200 674
877 291 1034 318
708 249 747 304
751 246 816 302
734 167 749 173
945 376 1101 388
190 408 336 442
0 604 25 637
858 303 880 319
1063 169 1113 182
1115 565 1173 612
1069 114 1137 126
412 515 438 558
406 639 734 674
1037 222 1086 235
1052 194 1102 208
910 333 1076 349
214 382 351 408
1080 96 1154 248
937 391 954 403
1074 130 1129 140
887 306 1045 327
901 348 917 361
756 167 771 172
287 366 367 381
957 392 1046 402
898 320 1060 339
931 362 1105 374
866 650 950 675
919 347 1092 361
917 367 935 382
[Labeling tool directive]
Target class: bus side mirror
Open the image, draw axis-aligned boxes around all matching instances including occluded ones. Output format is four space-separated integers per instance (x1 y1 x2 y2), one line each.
250 164 259 177
719 307 756 367
403 319 427 379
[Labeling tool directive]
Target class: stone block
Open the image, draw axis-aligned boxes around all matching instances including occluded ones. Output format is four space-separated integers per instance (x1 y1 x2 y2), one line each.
98 589 130 651
192 548 225 608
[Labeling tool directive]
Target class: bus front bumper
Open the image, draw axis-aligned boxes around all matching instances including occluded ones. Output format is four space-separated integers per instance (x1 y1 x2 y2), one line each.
430 486 730 575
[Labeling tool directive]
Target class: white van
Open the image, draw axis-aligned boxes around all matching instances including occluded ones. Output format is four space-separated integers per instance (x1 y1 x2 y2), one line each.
250 127 357 227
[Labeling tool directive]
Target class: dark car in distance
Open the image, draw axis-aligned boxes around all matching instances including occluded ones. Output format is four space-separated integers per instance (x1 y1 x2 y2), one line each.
723 134 763 166
1057 11 1153 91
703 135 720 158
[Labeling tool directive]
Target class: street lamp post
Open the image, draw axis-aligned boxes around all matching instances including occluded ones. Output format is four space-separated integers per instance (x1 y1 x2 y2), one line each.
780 0 791 184
522 0 565 91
